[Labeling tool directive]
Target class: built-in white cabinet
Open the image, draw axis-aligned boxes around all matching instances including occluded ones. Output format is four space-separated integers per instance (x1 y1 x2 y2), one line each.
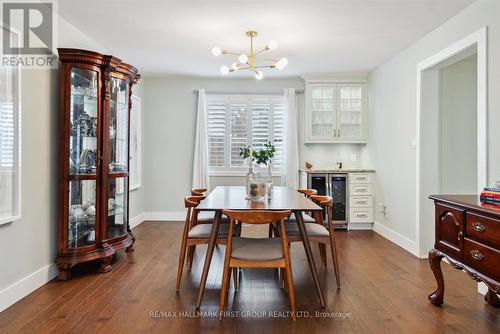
348 172 374 230
303 75 368 144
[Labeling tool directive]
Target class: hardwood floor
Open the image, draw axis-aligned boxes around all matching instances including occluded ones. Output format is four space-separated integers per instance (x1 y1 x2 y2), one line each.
1 222 499 333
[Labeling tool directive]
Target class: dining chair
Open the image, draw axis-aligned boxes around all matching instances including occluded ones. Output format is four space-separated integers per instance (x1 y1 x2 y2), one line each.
285 195 341 288
219 209 297 321
176 195 238 291
268 188 318 239
185 188 233 270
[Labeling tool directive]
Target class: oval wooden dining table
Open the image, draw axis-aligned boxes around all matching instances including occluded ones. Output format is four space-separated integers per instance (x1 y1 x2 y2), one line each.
193 186 326 309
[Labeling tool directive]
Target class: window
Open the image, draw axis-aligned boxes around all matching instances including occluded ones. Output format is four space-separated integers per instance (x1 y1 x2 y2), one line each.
207 94 286 174
0 23 21 225
0 63 21 225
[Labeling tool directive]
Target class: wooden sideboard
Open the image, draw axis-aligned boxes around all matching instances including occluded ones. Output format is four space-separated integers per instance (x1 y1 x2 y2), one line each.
428 195 500 307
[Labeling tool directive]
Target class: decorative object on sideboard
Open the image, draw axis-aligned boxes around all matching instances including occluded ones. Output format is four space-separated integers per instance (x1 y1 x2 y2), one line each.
305 162 313 171
212 31 288 80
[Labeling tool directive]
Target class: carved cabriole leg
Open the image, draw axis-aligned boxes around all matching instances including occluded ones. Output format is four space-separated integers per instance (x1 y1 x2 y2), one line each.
126 232 136 252
428 248 445 306
57 263 71 281
485 288 500 307
99 256 112 273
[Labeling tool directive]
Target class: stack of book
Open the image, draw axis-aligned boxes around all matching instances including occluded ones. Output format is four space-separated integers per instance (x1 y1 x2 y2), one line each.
480 187 500 208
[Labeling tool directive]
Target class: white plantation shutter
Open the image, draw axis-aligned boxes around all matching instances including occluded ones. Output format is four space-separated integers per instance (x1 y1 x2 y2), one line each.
272 101 285 170
229 101 248 167
0 103 15 167
206 94 285 173
207 100 226 168
251 100 271 152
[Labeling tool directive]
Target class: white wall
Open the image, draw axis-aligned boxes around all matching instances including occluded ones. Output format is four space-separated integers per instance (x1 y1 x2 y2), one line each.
0 15 144 311
440 56 477 193
361 0 500 255
142 76 364 213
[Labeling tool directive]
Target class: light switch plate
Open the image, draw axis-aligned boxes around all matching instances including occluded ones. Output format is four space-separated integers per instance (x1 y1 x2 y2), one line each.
411 137 417 149
350 153 357 162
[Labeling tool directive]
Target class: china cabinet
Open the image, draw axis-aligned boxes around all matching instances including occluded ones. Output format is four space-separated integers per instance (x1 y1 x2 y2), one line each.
56 48 140 280
303 74 367 144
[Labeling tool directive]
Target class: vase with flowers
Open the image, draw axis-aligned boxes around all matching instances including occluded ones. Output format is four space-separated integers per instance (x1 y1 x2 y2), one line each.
240 141 276 199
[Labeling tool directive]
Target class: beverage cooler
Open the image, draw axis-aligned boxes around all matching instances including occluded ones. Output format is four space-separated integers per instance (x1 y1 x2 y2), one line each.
308 173 348 229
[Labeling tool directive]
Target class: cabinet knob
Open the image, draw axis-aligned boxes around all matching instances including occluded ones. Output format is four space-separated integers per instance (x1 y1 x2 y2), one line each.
472 222 486 232
470 249 484 261
457 231 463 241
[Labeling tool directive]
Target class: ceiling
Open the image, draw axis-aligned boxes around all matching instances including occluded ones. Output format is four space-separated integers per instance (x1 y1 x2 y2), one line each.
58 0 475 77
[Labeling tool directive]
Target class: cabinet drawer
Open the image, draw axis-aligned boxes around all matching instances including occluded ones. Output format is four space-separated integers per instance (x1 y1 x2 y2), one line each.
350 196 373 208
349 183 373 196
349 173 372 184
466 212 500 246
463 239 500 280
350 208 373 223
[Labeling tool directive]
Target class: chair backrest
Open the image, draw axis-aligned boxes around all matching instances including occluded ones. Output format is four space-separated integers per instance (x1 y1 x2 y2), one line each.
297 189 318 198
191 188 207 196
184 195 206 208
309 195 333 208
222 210 291 225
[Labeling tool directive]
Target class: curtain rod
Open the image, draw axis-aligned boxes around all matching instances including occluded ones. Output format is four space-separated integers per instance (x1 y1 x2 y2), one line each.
194 89 304 95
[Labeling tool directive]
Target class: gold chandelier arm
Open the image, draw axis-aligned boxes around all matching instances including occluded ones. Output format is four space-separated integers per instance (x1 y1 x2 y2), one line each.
234 65 274 71
257 56 280 62
254 47 269 55
221 50 241 56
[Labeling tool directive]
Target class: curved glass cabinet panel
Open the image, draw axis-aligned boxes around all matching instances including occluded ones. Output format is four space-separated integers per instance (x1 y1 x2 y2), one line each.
108 177 128 239
68 179 97 248
109 77 129 174
69 68 98 175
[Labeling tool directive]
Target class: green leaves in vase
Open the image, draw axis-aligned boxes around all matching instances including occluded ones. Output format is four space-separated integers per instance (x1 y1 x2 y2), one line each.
239 141 276 166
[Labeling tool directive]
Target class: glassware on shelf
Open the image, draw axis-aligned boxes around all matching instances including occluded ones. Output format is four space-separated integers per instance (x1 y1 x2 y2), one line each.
69 68 99 176
68 180 96 248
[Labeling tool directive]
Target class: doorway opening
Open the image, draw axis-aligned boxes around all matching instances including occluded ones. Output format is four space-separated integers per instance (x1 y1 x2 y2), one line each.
416 27 487 258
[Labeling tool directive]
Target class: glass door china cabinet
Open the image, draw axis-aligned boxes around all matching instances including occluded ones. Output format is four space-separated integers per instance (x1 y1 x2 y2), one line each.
56 49 140 280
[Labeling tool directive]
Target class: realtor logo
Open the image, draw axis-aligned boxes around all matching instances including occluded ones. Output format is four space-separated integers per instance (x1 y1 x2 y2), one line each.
2 2 52 54
1 0 57 68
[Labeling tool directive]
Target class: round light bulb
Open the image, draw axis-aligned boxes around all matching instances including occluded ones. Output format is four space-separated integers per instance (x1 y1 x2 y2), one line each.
267 40 278 50
255 71 264 80
220 65 230 75
212 46 222 56
276 57 288 70
238 54 248 64
231 62 239 70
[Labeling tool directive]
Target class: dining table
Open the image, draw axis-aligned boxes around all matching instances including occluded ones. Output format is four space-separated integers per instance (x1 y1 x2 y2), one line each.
194 186 326 309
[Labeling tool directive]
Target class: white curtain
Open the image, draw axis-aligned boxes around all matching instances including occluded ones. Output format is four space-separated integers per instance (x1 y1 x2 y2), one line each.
192 89 210 190
285 88 299 189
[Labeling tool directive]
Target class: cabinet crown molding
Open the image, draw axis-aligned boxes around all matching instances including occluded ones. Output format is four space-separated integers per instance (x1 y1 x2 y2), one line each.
301 73 368 83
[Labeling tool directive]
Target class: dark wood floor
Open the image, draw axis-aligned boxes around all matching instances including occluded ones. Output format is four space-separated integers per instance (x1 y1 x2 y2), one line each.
1 222 499 333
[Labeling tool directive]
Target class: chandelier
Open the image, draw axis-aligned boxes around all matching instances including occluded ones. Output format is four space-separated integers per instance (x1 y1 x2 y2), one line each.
212 31 288 80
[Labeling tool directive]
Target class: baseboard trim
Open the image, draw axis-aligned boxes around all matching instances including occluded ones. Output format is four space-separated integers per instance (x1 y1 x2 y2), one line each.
130 212 146 229
373 221 418 257
0 263 58 312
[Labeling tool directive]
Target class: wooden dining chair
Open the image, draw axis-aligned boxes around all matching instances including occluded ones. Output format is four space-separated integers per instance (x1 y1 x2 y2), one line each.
268 188 318 238
219 210 297 321
285 195 341 288
176 196 238 291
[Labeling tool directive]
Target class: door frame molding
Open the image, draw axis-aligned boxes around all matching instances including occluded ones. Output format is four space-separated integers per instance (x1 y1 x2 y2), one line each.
415 27 488 258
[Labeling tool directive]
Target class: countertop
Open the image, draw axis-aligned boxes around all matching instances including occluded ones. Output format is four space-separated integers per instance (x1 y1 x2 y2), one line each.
299 168 375 173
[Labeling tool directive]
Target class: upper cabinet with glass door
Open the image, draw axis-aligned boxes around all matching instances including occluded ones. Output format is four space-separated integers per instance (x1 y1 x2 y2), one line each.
304 75 367 143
